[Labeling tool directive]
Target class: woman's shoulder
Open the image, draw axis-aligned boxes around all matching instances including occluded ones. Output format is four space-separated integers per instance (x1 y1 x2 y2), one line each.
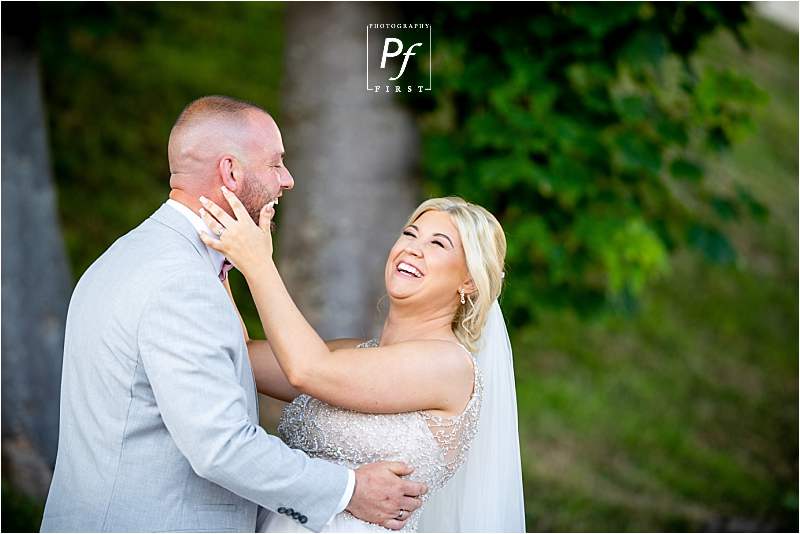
412 339 475 381
413 339 476 415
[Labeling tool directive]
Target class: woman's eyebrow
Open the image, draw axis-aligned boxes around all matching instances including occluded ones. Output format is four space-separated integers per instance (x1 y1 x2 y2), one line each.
434 233 454 247
408 225 454 247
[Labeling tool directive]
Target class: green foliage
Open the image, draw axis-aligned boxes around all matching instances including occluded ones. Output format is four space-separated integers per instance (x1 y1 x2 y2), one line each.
38 2 284 337
402 2 768 323
511 11 798 532
2 481 44 532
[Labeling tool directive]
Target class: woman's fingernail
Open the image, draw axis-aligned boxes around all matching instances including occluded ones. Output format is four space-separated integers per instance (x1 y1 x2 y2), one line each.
199 196 208 204
199 208 206 216
220 186 228 192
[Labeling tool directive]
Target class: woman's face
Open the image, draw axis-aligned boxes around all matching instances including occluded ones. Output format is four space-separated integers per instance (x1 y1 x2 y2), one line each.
384 210 470 310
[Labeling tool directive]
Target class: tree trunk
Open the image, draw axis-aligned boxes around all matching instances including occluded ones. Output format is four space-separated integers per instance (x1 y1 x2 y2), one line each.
1 17 72 501
278 2 420 340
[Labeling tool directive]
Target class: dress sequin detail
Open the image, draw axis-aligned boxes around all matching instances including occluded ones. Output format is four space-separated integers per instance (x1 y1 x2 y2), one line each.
277 339 483 531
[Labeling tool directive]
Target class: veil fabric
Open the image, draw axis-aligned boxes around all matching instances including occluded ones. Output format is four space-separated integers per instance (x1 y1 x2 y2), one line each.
418 300 526 532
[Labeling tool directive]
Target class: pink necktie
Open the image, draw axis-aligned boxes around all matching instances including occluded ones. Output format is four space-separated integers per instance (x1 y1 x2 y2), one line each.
219 259 234 281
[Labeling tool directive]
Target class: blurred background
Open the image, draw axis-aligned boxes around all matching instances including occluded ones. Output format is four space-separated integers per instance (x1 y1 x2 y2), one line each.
1 2 797 532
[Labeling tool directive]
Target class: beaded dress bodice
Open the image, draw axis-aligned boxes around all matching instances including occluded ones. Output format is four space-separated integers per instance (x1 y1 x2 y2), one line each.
277 339 483 531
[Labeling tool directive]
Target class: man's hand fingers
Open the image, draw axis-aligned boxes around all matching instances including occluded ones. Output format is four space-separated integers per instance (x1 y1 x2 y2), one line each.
382 519 407 531
384 461 414 477
400 496 422 512
349 462 423 528
401 480 427 497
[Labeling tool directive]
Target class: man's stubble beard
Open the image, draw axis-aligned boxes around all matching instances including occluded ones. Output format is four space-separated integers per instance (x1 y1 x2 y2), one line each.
238 174 272 222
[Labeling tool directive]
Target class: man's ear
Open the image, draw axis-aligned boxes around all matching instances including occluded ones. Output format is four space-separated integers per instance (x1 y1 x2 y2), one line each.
218 155 241 191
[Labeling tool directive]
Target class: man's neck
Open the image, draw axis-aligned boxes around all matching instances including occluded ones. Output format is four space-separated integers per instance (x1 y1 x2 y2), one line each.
169 189 202 215
165 189 227 272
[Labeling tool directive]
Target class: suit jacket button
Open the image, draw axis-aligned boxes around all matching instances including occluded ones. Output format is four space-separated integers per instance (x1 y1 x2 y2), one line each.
287 507 294 514
300 516 308 524
277 507 286 514
291 512 299 519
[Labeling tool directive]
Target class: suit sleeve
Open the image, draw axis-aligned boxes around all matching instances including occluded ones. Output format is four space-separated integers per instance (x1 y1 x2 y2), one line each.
137 270 348 532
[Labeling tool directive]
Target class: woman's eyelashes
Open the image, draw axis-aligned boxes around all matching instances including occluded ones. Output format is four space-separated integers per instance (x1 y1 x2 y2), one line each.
402 230 446 249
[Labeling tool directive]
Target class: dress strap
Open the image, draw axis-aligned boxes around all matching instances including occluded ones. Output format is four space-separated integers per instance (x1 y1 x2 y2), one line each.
447 342 479 385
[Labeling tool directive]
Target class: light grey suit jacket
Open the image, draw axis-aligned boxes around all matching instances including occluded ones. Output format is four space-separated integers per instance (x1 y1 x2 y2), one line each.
41 204 348 532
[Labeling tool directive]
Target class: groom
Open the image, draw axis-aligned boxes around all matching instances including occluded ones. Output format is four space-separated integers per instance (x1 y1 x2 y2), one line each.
41 96 425 532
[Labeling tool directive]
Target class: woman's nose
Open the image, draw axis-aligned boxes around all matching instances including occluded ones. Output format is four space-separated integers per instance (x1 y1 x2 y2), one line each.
404 245 423 257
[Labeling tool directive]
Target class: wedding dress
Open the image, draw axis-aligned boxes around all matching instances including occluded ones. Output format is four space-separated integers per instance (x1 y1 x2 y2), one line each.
259 339 483 532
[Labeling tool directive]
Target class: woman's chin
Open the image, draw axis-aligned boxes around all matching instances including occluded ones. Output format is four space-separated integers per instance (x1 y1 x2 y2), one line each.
387 289 414 301
386 282 421 301
386 276 418 297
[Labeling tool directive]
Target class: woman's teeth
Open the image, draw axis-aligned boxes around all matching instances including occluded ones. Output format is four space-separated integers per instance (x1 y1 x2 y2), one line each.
397 262 422 278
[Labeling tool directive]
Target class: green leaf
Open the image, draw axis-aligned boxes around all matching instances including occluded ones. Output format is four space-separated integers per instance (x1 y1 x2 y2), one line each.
734 184 769 222
687 224 737 265
613 130 662 175
710 196 740 221
670 158 704 181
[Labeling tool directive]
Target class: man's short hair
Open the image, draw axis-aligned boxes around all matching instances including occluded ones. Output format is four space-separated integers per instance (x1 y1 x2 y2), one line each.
171 95 266 134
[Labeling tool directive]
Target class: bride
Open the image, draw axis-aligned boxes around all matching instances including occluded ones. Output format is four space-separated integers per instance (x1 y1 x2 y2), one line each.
198 189 525 532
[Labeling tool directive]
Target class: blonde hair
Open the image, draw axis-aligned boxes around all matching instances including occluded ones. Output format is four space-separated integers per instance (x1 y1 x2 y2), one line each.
405 197 506 352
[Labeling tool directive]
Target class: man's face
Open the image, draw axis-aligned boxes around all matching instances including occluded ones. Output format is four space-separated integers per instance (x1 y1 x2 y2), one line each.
237 112 294 221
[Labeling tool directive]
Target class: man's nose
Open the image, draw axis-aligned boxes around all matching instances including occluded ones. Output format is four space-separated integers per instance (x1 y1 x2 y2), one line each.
281 167 294 190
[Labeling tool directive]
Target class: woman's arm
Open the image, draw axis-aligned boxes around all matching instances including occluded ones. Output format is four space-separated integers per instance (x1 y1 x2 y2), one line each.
199 189 474 415
246 338 363 402
244 261 473 414
223 275 364 402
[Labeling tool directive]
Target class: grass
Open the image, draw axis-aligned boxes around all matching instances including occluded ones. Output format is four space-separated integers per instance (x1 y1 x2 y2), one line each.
513 14 798 531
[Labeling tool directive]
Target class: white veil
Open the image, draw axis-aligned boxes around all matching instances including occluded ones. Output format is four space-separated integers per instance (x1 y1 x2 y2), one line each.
418 300 526 532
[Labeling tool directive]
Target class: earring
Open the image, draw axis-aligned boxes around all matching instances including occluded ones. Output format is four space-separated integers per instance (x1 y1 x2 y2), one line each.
459 288 466 305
